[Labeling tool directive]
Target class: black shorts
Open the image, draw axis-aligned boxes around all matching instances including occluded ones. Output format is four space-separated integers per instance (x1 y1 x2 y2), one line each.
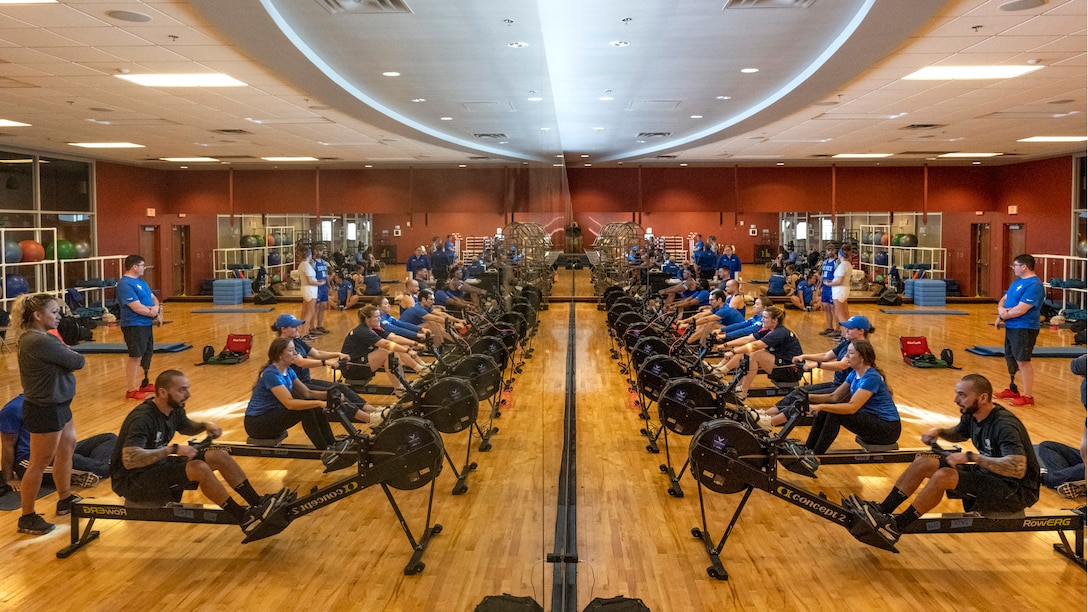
953 464 1035 513
22 399 73 434
1004 328 1039 363
120 456 193 503
121 325 155 358
769 359 804 383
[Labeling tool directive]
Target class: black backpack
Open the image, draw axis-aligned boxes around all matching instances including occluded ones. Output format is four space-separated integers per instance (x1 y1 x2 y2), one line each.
57 316 93 346
878 287 902 306
254 287 277 305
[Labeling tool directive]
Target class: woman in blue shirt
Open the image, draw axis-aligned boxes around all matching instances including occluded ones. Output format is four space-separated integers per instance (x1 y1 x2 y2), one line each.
245 337 337 449
716 244 742 280
804 339 901 454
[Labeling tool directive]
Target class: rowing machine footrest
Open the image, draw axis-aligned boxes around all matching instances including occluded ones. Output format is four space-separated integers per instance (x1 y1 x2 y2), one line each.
855 436 898 452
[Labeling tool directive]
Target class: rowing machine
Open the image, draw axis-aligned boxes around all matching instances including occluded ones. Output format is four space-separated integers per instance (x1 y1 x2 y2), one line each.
684 416 1084 580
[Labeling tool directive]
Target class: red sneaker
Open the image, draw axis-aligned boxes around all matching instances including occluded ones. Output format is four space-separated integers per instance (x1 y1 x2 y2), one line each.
139 383 156 393
1010 396 1034 407
994 388 1021 400
125 390 149 401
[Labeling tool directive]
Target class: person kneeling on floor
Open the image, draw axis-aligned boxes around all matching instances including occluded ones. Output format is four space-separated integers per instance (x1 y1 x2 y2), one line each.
846 374 1039 547
112 370 293 538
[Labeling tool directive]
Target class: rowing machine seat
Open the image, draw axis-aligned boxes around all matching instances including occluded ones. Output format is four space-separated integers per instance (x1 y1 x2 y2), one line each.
855 436 899 452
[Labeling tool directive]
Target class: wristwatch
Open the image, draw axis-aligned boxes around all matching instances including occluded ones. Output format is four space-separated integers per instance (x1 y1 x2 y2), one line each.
966 451 975 462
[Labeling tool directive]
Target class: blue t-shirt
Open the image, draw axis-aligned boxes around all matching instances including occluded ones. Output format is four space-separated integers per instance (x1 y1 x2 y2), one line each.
337 278 354 303
406 254 431 275
716 254 741 279
845 367 899 422
380 312 422 338
1004 275 1044 330
400 303 431 326
290 338 313 383
435 288 463 306
0 395 30 464
661 260 680 277
314 258 329 301
694 248 717 271
247 365 297 417
691 290 711 306
767 273 786 296
117 275 154 326
715 305 745 327
831 339 851 385
796 278 814 304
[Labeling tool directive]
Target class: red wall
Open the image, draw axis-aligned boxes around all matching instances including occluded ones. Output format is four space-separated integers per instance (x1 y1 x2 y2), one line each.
92 157 1076 299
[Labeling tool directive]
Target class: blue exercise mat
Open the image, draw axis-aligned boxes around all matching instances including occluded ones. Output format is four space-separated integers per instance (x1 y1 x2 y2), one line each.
880 309 968 315
192 308 273 314
965 345 1086 358
71 342 192 354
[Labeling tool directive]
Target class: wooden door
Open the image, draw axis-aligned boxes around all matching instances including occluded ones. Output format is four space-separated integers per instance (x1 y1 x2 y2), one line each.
138 225 161 293
172 224 190 296
972 223 990 297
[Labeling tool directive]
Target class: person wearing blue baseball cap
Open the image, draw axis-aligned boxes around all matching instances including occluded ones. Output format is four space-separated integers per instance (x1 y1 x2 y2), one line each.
271 313 382 425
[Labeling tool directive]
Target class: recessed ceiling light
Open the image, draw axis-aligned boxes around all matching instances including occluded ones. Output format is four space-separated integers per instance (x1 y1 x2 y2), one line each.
0 119 30 127
939 152 1002 158
261 156 318 162
540 127 550 131
160 157 219 162
903 65 1043 80
716 95 732 100
599 95 614 101
1017 136 1088 142
690 115 703 119
553 163 563 167
498 141 508 144
0 0 57 4
107 10 151 22
411 98 426 103
555 154 564 158
116 73 246 87
593 127 604 132
528 96 543 102
364 164 373 168
508 42 529 48
440 116 453 121
972 161 982 165
776 162 785 166
832 153 893 158
179 166 188 169
680 163 688 167
382 71 401 77
609 41 630 47
636 140 646 144
584 163 592 167
459 164 467 168
68 142 144 149
580 154 589 158
741 68 759 74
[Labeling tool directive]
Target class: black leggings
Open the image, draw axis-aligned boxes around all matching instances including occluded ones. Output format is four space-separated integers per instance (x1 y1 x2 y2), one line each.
805 410 901 454
245 406 336 449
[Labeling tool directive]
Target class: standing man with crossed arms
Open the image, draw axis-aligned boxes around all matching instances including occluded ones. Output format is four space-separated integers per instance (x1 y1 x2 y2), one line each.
993 254 1044 407
118 254 162 401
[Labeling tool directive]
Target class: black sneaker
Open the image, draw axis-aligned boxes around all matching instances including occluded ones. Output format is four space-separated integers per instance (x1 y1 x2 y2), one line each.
71 471 101 488
17 512 55 535
240 495 276 535
778 440 819 477
56 494 83 516
855 499 901 545
321 438 358 472
315 327 330 334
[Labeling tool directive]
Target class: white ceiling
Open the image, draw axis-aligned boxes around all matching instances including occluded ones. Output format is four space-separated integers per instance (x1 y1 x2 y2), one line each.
0 0 1082 168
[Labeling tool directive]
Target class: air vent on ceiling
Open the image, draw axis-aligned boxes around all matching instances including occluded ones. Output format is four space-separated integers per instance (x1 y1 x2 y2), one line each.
0 77 37 89
900 124 945 130
656 154 678 159
724 0 816 8
473 134 507 139
211 129 253 135
317 0 413 14
809 154 834 158
468 156 490 160
638 132 672 139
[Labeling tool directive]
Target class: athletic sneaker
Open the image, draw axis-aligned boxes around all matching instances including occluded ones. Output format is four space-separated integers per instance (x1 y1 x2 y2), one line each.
1010 395 1035 407
1057 480 1087 499
994 388 1021 400
125 390 149 401
314 327 330 334
56 494 83 516
301 333 318 342
743 408 773 432
138 383 156 393
17 513 55 536
71 471 101 488
240 495 277 535
819 328 836 336
853 499 900 545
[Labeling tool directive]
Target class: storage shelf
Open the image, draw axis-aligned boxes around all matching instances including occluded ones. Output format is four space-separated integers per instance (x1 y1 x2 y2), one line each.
858 224 946 282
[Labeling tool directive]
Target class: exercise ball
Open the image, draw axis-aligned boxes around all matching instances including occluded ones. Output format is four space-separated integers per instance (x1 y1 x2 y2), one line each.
860 251 872 263
47 239 76 260
879 233 889 246
19 240 44 262
253 235 264 247
267 251 282 266
891 234 903 246
1078 239 1087 258
3 240 21 263
240 235 258 248
899 234 918 247
73 240 92 258
875 275 885 284
5 274 29 298
874 251 889 266
265 234 276 247
271 274 281 283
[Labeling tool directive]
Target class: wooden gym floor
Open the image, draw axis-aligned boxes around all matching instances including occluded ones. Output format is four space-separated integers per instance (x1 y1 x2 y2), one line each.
0 271 1084 611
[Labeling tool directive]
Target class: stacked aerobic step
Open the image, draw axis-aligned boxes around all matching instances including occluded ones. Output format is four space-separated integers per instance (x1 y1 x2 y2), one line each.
903 278 916 299
912 279 946 307
212 278 251 305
